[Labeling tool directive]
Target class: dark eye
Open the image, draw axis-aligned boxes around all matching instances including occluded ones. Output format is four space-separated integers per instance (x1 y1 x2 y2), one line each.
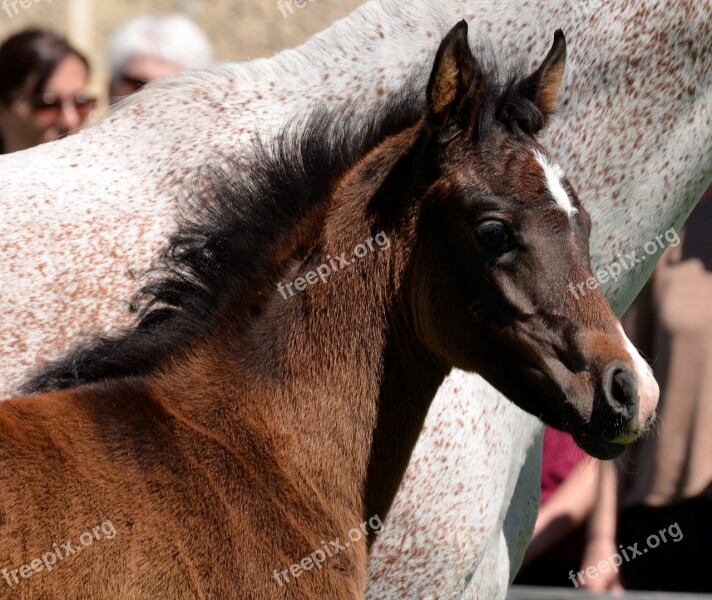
474 221 511 254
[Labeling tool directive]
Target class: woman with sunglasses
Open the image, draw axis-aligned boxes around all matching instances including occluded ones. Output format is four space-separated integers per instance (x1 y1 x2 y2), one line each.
0 29 96 154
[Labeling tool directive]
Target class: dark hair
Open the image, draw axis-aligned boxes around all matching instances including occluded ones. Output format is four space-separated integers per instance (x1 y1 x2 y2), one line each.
0 28 90 105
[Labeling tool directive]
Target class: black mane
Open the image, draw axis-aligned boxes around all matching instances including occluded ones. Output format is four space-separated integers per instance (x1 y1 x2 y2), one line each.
23 54 545 395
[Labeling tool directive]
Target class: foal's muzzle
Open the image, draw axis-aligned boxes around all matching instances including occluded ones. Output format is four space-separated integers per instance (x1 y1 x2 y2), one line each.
594 361 645 446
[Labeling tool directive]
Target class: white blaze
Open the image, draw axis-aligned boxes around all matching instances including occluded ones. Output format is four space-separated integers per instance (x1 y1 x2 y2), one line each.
533 150 578 217
617 323 659 423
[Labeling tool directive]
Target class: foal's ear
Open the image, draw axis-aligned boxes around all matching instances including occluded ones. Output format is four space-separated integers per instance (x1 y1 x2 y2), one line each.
518 30 567 127
427 20 477 130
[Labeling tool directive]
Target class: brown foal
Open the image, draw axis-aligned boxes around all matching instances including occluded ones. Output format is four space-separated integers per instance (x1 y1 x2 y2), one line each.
1 22 657 599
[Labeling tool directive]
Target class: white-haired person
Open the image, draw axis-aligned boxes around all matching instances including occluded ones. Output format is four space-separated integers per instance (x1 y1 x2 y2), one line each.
107 14 212 103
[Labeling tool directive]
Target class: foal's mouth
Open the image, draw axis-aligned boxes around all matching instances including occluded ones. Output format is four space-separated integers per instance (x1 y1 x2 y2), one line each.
569 412 656 460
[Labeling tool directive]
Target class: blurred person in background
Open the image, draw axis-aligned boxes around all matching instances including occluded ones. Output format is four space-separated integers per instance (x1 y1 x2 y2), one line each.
0 29 95 154
107 14 212 103
514 428 601 588
612 181 712 592
580 181 712 593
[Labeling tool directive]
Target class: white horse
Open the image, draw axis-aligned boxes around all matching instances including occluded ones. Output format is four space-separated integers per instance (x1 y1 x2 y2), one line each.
1 0 710 598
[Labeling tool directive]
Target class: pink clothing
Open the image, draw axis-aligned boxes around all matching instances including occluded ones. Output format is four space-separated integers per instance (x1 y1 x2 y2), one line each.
540 427 586 505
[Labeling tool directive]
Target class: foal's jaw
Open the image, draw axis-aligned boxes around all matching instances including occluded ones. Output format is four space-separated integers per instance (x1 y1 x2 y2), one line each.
457 282 659 458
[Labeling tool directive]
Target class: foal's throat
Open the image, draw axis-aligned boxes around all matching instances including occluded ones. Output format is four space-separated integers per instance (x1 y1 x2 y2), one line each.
264 250 446 525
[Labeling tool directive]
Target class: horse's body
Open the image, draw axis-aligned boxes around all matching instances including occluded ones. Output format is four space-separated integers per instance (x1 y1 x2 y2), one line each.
0 26 658 598
1 0 710 597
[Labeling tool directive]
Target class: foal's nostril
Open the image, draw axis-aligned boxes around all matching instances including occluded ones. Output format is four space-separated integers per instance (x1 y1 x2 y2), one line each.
611 370 633 407
604 363 638 418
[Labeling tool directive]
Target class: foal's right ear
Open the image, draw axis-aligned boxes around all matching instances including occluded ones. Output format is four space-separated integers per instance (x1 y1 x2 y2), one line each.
516 30 567 129
427 20 477 130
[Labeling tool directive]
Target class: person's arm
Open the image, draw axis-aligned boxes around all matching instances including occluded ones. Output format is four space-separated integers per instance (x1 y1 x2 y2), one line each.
521 457 598 567
579 462 624 592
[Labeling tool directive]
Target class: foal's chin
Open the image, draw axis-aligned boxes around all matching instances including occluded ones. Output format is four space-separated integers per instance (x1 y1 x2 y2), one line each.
565 414 655 460
544 402 656 460
489 367 655 460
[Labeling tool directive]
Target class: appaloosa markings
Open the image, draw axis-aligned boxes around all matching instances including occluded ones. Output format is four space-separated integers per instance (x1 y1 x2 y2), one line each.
0 0 710 598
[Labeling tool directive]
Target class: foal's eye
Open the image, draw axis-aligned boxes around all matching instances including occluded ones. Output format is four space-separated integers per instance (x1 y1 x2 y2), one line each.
474 221 511 254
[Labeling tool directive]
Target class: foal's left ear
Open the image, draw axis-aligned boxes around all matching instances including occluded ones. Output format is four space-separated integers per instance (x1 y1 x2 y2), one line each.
519 30 567 127
427 20 478 130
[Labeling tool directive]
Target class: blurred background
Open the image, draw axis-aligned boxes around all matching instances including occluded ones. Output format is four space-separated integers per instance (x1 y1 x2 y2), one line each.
0 0 361 105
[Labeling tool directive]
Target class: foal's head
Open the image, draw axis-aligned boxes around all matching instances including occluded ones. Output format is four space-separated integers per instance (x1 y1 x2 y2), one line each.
398 22 658 458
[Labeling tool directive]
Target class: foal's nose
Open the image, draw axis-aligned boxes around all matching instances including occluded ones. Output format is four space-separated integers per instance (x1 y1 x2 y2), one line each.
602 361 639 422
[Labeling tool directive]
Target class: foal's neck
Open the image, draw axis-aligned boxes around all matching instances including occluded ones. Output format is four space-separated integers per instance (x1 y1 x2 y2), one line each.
157 122 448 525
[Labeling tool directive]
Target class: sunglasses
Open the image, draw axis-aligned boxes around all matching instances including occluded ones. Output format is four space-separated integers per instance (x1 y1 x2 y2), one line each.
26 91 97 118
120 74 150 93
